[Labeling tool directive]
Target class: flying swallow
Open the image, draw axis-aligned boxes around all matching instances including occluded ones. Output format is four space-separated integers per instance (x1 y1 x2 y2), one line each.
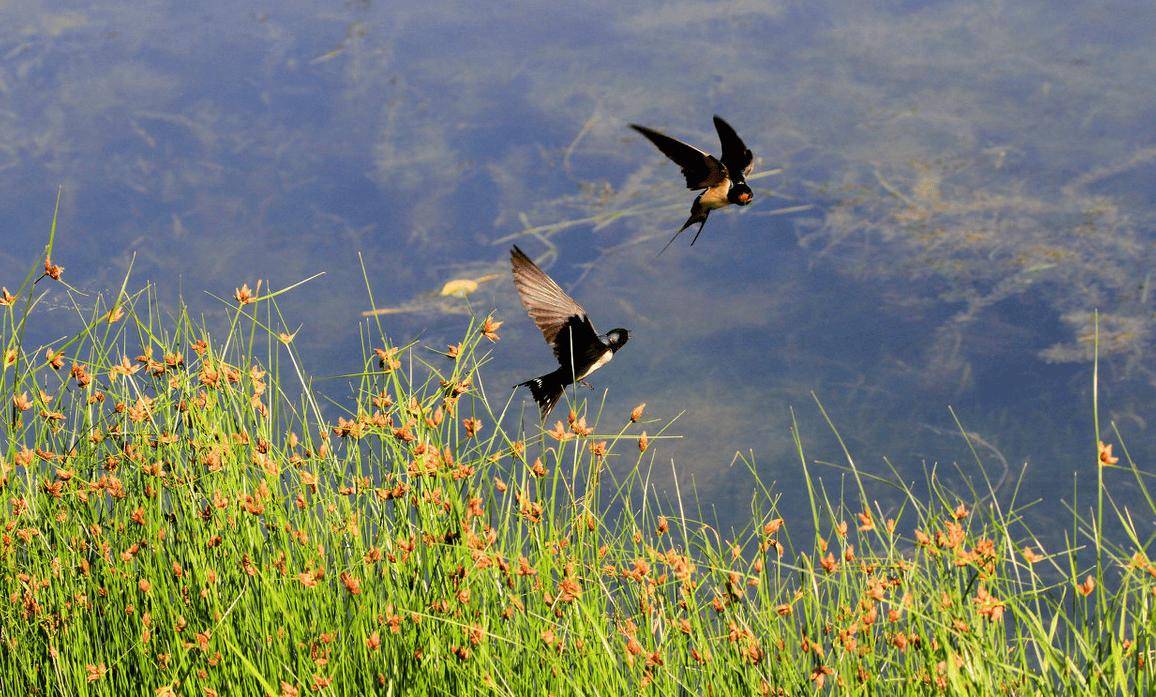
510 245 630 419
630 115 754 253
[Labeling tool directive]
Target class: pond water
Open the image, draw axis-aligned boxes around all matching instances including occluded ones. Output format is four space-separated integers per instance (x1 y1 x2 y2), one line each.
1 1 1152 542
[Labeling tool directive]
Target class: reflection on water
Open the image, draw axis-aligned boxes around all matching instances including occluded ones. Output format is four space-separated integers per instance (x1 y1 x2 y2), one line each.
1 0 1152 540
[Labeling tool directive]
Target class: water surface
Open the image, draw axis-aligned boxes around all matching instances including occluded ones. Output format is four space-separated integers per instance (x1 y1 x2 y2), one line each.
1 0 1152 541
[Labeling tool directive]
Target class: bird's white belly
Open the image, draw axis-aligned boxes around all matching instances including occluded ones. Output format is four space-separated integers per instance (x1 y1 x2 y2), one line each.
577 350 613 380
701 181 732 210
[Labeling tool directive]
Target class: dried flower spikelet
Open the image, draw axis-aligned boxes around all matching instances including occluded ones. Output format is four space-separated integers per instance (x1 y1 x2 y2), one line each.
558 575 582 602
820 552 838 574
630 403 646 422
973 586 1005 622
13 392 33 412
762 518 784 536
1076 575 1095 597
462 417 482 437
481 315 503 342
44 254 64 281
1098 441 1119 467
234 283 254 305
547 421 573 442
810 666 835 689
340 572 363 596
638 431 649 453
45 348 64 370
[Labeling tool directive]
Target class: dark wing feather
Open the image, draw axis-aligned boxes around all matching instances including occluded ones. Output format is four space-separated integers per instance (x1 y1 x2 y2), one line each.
713 116 754 178
630 124 727 190
510 246 601 366
551 315 606 370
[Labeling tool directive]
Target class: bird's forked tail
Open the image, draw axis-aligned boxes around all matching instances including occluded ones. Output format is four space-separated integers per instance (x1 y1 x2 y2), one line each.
657 203 709 256
516 371 566 420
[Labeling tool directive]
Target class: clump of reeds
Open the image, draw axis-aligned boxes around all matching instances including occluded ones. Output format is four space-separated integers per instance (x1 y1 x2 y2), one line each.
0 227 1150 694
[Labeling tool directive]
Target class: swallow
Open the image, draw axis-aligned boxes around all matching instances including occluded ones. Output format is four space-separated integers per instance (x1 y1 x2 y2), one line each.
510 245 630 419
629 115 755 253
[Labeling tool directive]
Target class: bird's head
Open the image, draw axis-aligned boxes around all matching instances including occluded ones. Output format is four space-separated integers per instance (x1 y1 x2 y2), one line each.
730 182 754 206
605 328 630 351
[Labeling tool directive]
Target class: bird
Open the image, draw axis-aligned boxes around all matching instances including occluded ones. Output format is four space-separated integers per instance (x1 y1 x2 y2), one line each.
629 115 755 254
510 245 630 419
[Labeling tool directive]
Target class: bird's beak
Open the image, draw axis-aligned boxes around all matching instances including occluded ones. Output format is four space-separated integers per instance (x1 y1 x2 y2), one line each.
738 192 752 204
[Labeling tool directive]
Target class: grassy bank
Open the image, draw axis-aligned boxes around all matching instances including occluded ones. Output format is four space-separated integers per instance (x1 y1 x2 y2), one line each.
0 235 1152 695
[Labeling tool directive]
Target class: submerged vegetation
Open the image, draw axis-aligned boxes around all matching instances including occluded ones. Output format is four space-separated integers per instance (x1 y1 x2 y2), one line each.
802 151 1156 390
0 233 1151 695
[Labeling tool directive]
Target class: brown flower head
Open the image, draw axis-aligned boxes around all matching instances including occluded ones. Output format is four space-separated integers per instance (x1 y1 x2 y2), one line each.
375 347 401 372
558 575 582 603
973 586 1005 622
234 283 254 305
630 403 646 422
547 421 573 442
44 254 64 281
762 518 784 536
13 392 32 412
85 663 107 682
1098 441 1119 467
481 315 502 342
340 572 363 596
1021 547 1044 564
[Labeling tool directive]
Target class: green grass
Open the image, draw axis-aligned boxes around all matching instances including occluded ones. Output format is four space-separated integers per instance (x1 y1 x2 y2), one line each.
0 232 1152 695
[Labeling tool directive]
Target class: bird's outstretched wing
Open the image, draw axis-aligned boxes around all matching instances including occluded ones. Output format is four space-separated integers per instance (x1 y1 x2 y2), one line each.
713 115 754 178
510 246 601 367
630 124 728 190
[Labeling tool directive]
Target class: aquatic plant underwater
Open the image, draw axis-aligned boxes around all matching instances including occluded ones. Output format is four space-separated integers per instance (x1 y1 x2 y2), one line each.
0 221 1152 695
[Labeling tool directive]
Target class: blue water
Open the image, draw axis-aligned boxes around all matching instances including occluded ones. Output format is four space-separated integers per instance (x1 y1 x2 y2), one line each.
1 1 1152 540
